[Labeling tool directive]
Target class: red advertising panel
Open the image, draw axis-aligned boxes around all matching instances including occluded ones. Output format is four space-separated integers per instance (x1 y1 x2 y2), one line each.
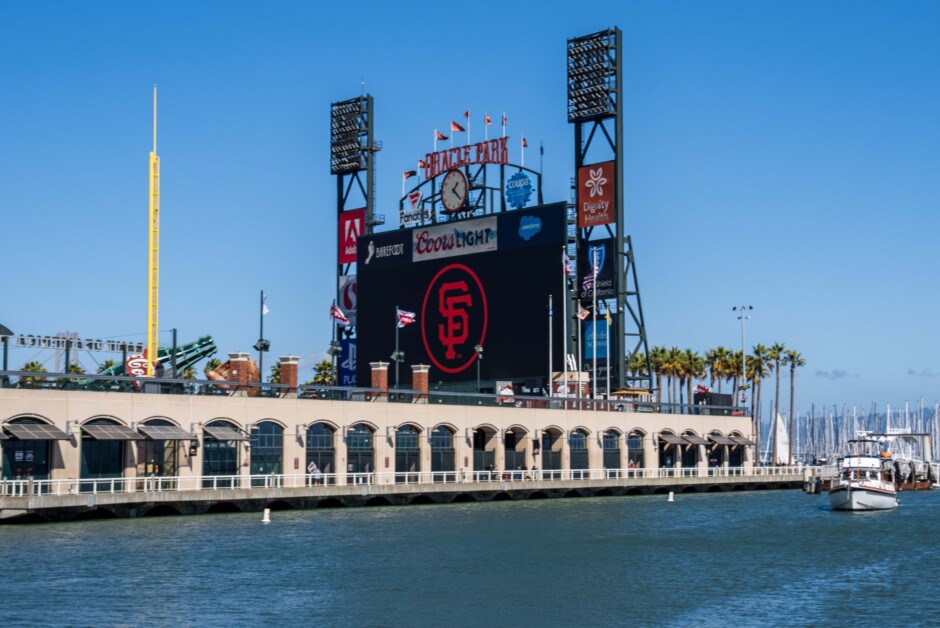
577 161 615 228
339 208 365 264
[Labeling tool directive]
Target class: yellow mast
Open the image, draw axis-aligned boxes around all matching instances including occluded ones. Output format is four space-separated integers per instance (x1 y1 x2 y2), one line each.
146 86 160 376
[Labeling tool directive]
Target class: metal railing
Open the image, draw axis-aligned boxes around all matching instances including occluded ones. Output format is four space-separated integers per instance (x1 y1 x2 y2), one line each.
0 466 812 498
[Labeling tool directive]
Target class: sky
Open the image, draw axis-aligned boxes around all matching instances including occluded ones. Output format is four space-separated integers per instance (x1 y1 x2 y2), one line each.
1 1 938 413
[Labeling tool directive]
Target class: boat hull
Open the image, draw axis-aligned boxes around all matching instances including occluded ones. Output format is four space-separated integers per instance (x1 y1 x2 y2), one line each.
828 485 899 511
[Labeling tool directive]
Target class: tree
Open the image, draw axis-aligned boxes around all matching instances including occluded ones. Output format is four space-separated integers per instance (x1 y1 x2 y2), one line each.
181 365 197 380
312 359 336 386
785 349 806 465
627 352 648 383
684 349 706 413
704 347 726 392
269 362 281 384
204 358 222 377
663 347 683 406
20 360 48 388
767 342 786 464
97 359 117 374
748 344 772 464
648 346 667 405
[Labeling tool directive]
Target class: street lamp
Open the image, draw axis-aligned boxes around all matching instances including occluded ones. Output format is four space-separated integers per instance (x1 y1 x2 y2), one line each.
474 344 484 393
732 305 752 405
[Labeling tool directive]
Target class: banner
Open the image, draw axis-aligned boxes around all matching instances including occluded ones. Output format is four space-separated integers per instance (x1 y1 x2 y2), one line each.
339 339 357 387
339 208 365 264
577 161 615 228
577 238 616 302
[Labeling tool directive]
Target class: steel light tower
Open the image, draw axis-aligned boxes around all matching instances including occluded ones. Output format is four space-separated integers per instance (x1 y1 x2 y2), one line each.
733 305 754 461
146 86 160 377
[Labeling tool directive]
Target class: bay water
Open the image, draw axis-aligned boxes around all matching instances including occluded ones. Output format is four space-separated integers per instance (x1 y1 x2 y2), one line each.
2 490 938 626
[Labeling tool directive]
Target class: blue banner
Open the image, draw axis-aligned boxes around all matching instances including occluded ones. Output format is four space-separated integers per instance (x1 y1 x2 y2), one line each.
339 339 357 386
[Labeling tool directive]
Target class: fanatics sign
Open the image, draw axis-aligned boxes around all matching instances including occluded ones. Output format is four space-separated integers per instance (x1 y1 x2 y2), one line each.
577 161 615 228
421 137 510 179
339 208 365 264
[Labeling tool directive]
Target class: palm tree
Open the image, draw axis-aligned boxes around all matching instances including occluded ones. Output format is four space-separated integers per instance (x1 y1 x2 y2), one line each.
204 358 222 377
269 362 281 384
20 360 48 388
767 342 786 464
785 349 806 465
704 347 725 392
627 352 648 384
663 347 683 406
312 359 336 386
181 365 197 380
730 349 744 402
648 346 667 405
749 344 772 464
684 349 706 412
97 359 117 374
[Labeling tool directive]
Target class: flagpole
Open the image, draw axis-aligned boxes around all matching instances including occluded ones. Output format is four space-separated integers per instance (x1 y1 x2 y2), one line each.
502 112 506 138
548 293 552 398
259 290 264 385
401 174 405 198
605 304 611 400
467 108 471 145
331 301 338 382
484 113 488 141
394 305 400 389
521 137 525 168
577 308 582 411
434 130 438 152
592 249 597 401
562 248 569 401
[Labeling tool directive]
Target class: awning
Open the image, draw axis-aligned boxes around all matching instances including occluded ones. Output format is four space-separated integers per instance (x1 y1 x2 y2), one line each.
138 424 194 441
682 434 709 446
4 423 70 440
82 424 144 441
0 431 8 440
729 435 757 446
203 425 248 441
708 434 736 446
658 434 686 445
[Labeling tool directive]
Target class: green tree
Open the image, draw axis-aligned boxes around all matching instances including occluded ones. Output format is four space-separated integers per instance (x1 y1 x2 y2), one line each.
20 360 48 388
58 362 86 387
269 362 281 384
683 349 706 413
648 346 668 405
181 365 197 380
704 347 725 392
748 344 772 464
203 358 222 377
97 359 117 374
785 349 806 465
312 359 336 386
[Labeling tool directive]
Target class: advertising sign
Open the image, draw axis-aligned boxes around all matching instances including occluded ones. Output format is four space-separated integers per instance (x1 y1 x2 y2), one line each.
577 161 615 228
505 172 533 209
339 208 366 264
125 353 149 377
412 216 497 263
338 275 358 326
582 318 609 358
358 230 412 269
339 339 357 387
577 238 617 302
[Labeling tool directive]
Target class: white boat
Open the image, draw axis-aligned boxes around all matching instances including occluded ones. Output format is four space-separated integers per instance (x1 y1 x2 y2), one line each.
828 440 899 511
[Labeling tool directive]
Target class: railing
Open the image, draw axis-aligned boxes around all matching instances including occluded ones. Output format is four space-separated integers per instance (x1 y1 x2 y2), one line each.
0 370 746 416
0 466 813 498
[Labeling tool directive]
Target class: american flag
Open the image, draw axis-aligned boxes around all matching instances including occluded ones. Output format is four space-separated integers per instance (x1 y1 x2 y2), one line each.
582 273 595 291
330 303 349 326
397 308 416 328
562 252 575 276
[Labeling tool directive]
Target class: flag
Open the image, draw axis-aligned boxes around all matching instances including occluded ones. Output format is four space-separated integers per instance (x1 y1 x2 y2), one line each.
502 113 507 126
397 308 416 328
484 114 492 125
604 309 612 326
522 136 528 148
330 302 349 326
418 159 427 168
463 108 470 119
577 305 590 321
451 121 465 132
435 130 447 141
403 170 417 181
562 252 575 276
262 295 270 316
582 273 595 291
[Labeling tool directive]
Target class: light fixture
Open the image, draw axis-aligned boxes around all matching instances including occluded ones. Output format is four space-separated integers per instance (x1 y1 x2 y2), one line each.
390 350 405 363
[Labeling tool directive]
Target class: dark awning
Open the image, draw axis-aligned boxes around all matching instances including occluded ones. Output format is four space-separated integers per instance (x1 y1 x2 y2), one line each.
4 423 69 440
658 434 685 445
82 424 144 441
138 424 194 441
0 431 8 440
682 434 709 446
708 434 736 446
203 425 247 441
729 435 756 446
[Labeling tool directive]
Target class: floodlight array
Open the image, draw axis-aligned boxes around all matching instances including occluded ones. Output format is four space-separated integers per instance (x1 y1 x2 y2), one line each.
331 98 368 174
567 31 617 122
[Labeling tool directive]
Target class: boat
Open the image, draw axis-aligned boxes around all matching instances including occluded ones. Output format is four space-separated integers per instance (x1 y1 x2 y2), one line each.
828 439 900 511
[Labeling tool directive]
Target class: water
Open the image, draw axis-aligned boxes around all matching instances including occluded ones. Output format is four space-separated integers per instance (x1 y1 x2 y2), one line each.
3 490 940 626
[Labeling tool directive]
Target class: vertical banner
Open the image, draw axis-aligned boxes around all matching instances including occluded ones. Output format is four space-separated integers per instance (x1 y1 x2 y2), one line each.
339 208 366 264
577 161 615 228
338 275 358 326
339 338 357 386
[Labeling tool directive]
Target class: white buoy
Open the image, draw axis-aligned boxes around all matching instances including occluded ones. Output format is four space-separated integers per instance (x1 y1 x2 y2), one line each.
262 508 271 523
668 491 674 502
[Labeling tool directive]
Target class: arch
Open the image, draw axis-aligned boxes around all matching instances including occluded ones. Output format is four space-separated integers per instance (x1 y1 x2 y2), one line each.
680 429 703 469
503 425 528 473
143 504 182 517
409 494 435 505
707 485 725 493
205 502 241 514
249 417 287 431
657 430 680 470
137 417 182 481
527 491 548 499
727 431 747 467
706 430 728 472
2 413 56 425
596 487 615 497
627 429 646 470
2 415 57 483
81 414 129 426
539 428 563 475
396 421 425 434
250 420 284 485
306 422 336 484
75 507 117 520
431 421 459 434
364 496 392 507
140 415 181 426
491 492 512 501
80 417 127 490
202 419 243 488
564 489 583 498
430 425 456 482
317 497 345 508
395 425 421 483
452 493 476 503
625 487 644 496
602 429 621 472
569 428 589 473
731 484 746 492
680 485 698 493
346 423 375 482
472 425 498 473
267 500 293 511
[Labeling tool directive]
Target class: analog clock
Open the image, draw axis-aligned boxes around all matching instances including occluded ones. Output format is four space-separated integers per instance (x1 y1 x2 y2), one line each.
441 169 468 212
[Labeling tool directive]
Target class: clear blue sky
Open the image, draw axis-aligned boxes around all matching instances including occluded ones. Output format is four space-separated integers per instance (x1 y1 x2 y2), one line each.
2 1 938 413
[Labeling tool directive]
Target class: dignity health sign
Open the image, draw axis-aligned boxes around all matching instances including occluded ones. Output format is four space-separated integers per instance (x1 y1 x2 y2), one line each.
577 161 615 228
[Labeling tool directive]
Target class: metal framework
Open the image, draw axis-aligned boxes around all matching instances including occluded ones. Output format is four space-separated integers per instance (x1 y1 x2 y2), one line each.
568 28 652 392
146 86 160 377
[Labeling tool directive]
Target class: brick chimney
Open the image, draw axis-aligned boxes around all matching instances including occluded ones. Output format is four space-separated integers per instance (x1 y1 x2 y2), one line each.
229 352 250 396
411 364 430 403
370 361 389 399
279 355 299 397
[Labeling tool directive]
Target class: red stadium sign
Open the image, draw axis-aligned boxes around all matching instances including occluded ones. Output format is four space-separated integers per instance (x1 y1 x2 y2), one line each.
577 161 615 228
421 137 510 179
339 208 365 264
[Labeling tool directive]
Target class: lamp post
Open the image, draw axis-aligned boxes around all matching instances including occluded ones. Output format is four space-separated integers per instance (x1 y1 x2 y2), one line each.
733 305 754 462
0 324 12 389
474 344 483 394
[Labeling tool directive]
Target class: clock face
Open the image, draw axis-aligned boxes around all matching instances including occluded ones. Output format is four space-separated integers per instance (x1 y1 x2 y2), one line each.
441 169 468 212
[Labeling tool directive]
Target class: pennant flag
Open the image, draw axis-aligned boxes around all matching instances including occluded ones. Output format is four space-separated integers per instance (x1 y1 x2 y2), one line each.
522 136 528 148
604 309 612 326
562 252 575 276
463 108 470 119
484 114 492 125
451 121 465 132
435 130 448 141
330 302 349 326
403 170 417 181
397 308 416 328
418 159 427 168
577 305 590 321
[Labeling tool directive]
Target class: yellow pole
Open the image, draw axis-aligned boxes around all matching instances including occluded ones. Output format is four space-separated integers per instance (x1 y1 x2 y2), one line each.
146 86 160 376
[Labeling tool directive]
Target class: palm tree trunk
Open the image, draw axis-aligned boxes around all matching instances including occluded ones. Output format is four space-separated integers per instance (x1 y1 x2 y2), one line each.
788 364 796 465
773 360 781 465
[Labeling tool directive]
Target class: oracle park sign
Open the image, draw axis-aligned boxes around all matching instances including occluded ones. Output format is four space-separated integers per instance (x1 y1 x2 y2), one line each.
355 202 568 387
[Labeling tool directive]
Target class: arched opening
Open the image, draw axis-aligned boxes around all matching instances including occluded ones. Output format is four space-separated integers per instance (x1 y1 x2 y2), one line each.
267 500 293 511
707 432 731 476
569 429 589 479
658 432 682 475
143 504 182 517
202 420 245 489
541 429 562 479
564 489 583 498
317 497 345 508
395 425 421 484
346 424 375 484
1 417 61 490
602 430 621 478
491 492 512 501
364 496 392 507
75 507 117 520
81 418 136 492
430 425 456 483
205 502 241 514
473 427 496 478
305 423 336 485
503 427 528 477
597 487 614 496
681 431 705 472
250 421 284 487
453 493 476 503
410 494 435 505
136 418 183 490
627 430 645 476
528 491 548 499
728 433 753 468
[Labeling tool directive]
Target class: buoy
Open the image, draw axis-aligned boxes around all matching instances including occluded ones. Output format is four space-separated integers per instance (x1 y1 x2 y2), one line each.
262 508 271 523
668 491 674 502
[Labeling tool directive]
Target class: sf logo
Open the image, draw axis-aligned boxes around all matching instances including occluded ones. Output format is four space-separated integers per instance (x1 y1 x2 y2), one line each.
422 264 487 374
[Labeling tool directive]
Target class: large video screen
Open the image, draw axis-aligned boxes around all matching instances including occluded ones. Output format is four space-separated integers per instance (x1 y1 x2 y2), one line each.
356 203 568 388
